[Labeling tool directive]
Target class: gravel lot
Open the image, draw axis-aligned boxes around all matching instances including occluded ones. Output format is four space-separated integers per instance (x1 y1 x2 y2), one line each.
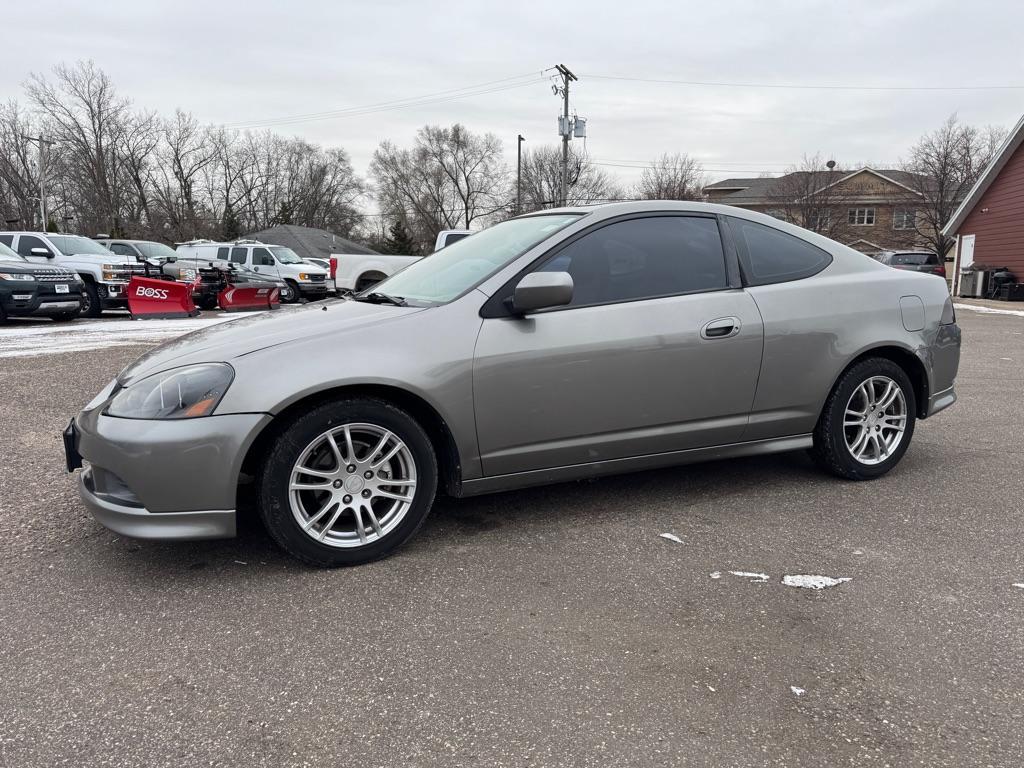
1 307 1022 767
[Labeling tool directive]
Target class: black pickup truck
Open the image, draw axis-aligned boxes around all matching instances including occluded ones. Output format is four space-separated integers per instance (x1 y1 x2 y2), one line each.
0 242 83 323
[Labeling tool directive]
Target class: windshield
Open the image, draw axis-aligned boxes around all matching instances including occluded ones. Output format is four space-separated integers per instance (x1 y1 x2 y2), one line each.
270 246 304 264
891 252 938 265
371 214 582 303
136 241 178 260
48 235 114 257
0 241 26 261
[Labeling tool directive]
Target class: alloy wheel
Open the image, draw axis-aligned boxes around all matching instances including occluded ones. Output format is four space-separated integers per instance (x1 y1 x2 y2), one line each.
288 423 417 548
843 376 908 465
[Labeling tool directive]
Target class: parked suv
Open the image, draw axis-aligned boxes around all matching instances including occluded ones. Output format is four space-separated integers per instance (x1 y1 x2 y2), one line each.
0 240 82 322
0 232 141 317
876 250 946 278
98 238 179 265
174 240 328 302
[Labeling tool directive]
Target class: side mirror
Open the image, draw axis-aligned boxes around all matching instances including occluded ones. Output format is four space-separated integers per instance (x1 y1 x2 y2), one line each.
511 271 574 314
30 247 53 258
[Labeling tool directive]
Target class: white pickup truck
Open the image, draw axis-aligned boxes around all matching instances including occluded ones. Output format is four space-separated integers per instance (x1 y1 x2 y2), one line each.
332 229 471 293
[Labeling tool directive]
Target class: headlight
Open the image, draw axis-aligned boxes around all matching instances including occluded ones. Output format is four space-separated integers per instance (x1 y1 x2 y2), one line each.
298 272 310 281
106 363 234 419
0 272 34 281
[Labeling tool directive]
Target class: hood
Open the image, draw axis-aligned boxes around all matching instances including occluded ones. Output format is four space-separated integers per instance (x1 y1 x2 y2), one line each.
118 299 428 384
0 259 33 273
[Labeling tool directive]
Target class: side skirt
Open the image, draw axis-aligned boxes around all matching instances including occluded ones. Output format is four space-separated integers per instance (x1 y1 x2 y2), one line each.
457 434 813 498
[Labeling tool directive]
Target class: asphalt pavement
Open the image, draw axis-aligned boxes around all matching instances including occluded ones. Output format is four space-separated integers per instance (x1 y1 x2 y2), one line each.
0 307 1022 767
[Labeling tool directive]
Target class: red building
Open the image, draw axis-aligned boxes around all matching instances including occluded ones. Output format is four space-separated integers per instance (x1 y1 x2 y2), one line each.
945 113 1024 294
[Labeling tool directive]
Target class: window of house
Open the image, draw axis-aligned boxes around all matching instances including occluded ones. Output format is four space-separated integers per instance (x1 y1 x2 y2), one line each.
848 208 875 226
893 208 917 230
726 216 833 286
535 216 728 307
809 209 831 230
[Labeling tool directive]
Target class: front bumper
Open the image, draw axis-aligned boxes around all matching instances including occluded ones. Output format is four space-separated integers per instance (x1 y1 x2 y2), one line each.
99 281 129 309
69 409 272 541
79 468 236 539
2 285 83 316
298 282 329 297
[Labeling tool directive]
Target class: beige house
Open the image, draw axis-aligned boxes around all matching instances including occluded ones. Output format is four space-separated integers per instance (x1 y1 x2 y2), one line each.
704 168 930 255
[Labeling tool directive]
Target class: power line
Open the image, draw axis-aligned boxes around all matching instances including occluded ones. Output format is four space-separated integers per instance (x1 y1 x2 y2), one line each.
585 73 1024 92
223 72 549 130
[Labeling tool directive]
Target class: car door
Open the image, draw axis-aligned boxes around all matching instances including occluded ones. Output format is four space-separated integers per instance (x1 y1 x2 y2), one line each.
250 247 280 279
108 242 141 262
15 234 55 265
472 214 765 477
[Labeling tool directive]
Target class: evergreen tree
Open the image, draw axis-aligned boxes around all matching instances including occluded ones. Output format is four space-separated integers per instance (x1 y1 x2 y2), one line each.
221 206 242 241
382 220 418 255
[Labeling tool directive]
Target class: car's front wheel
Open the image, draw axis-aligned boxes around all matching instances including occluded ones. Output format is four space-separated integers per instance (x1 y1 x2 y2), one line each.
810 357 917 480
80 282 102 318
258 398 438 567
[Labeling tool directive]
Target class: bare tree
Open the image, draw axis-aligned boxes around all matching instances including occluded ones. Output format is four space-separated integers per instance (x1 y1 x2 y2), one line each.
901 114 1007 258
765 154 850 240
634 153 706 200
518 144 622 212
0 100 42 228
371 124 510 249
25 61 130 234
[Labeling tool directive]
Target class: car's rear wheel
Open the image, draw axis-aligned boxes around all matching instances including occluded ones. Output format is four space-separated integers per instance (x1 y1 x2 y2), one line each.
810 357 916 480
258 398 438 567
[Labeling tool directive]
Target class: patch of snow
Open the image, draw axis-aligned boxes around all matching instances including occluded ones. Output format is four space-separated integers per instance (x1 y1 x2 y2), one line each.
659 533 684 544
706 685 716 692
954 303 1024 318
782 574 852 590
999 357 1012 361
0 316 238 358
728 571 770 583
790 686 805 696
1012 583 1024 590
709 571 721 580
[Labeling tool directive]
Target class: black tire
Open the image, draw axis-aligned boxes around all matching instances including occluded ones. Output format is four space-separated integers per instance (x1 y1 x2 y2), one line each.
80 282 102 318
810 357 917 480
282 280 300 303
51 309 81 322
355 272 386 293
257 398 438 567
198 294 219 311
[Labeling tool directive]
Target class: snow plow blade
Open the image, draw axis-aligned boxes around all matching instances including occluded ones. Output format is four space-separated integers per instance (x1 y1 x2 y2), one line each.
128 276 199 319
218 284 280 312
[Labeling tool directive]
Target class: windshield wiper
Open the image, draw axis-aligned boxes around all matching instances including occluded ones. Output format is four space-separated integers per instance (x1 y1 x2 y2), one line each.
355 291 407 307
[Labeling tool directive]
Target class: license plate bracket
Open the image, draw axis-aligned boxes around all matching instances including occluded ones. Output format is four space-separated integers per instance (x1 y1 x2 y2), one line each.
63 418 82 472
55 284 69 294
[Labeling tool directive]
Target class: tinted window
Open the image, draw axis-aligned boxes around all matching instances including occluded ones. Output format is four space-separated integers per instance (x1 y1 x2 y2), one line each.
230 247 247 264
217 246 231 260
109 243 138 258
0 234 13 247
442 233 470 248
252 247 275 266
891 252 938 266
536 216 727 307
727 217 832 286
18 235 50 257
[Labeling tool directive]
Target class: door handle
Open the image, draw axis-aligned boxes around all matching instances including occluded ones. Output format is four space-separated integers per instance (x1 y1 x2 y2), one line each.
701 316 741 340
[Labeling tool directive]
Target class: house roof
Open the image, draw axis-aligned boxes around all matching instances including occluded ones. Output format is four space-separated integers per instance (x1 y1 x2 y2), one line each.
246 224 378 259
942 112 1024 236
704 168 924 205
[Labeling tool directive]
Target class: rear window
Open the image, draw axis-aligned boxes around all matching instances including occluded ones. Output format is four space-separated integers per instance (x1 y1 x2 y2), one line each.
890 252 938 266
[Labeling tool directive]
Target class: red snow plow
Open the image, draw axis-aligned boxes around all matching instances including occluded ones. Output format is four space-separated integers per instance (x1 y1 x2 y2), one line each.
218 283 280 312
127 275 199 319
127 261 282 318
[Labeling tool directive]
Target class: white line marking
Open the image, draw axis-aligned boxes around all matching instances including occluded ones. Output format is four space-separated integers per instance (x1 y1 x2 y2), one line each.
954 303 1024 318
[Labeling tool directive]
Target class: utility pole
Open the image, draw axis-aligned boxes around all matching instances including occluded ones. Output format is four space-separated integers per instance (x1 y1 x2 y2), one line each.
554 64 577 207
516 134 525 215
24 134 57 229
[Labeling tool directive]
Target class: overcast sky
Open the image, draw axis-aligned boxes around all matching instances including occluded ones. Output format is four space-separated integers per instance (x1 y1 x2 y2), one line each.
2 0 1022 195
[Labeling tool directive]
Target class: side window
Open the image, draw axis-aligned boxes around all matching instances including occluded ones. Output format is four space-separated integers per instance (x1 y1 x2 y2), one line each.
727 217 833 286
109 243 136 257
252 248 275 266
230 247 247 265
536 216 727 307
0 234 12 247
217 246 230 260
17 235 50 257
